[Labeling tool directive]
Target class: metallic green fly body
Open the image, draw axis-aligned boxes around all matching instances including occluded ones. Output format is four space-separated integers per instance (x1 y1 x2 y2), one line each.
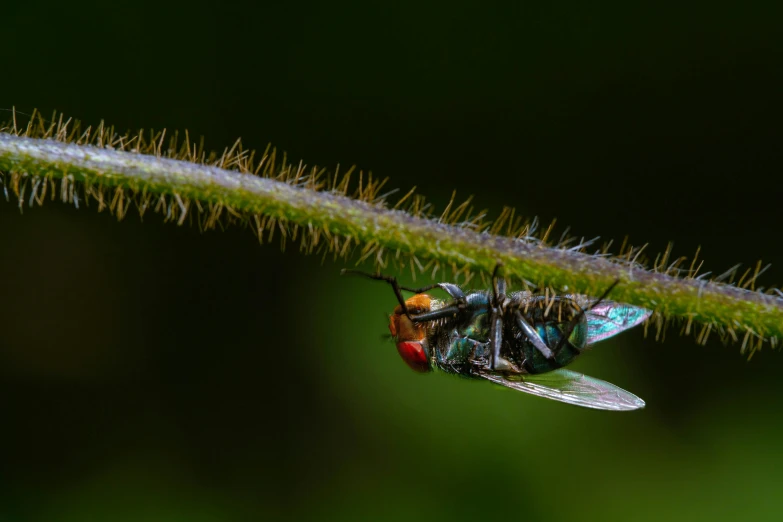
344 267 651 411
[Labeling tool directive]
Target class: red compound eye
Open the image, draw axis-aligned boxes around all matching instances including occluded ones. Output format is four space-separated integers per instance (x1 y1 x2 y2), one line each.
396 341 431 373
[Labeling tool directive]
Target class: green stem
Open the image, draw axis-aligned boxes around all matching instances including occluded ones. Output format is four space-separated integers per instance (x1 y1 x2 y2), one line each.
1 132 781 350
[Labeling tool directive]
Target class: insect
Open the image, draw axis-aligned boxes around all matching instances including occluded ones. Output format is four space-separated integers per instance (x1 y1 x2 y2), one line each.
344 266 651 411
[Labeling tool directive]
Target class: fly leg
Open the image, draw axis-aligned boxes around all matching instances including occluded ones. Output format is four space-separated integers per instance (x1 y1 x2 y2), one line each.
514 311 554 359
341 269 468 320
553 279 620 354
488 264 521 373
341 269 415 319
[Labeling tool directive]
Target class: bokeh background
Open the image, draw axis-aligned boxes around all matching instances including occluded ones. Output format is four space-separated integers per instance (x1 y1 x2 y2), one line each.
3 2 783 521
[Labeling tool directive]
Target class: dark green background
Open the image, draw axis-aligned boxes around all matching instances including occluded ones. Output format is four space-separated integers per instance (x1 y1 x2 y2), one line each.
3 2 783 521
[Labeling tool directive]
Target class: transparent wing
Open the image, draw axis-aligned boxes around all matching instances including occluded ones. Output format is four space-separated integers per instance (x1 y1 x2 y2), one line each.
478 369 645 411
586 301 651 344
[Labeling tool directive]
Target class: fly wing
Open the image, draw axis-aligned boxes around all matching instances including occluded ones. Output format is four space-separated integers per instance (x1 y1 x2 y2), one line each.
585 301 651 344
478 369 645 411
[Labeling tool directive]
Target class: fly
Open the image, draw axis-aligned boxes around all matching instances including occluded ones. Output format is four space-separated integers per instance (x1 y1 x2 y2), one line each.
344 266 651 411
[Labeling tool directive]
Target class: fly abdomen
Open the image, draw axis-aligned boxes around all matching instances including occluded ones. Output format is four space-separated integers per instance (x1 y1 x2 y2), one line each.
516 320 588 374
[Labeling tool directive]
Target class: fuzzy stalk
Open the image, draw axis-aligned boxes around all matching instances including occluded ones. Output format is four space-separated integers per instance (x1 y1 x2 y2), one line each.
1 132 781 349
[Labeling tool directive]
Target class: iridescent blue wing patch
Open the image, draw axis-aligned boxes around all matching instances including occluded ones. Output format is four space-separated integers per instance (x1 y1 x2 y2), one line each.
478 369 645 411
585 301 651 344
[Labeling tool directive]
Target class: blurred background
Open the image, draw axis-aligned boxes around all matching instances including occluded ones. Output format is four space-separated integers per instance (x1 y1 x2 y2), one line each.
2 2 783 521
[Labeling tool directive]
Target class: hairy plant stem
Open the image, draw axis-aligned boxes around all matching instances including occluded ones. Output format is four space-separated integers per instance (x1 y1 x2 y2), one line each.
1 132 782 348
